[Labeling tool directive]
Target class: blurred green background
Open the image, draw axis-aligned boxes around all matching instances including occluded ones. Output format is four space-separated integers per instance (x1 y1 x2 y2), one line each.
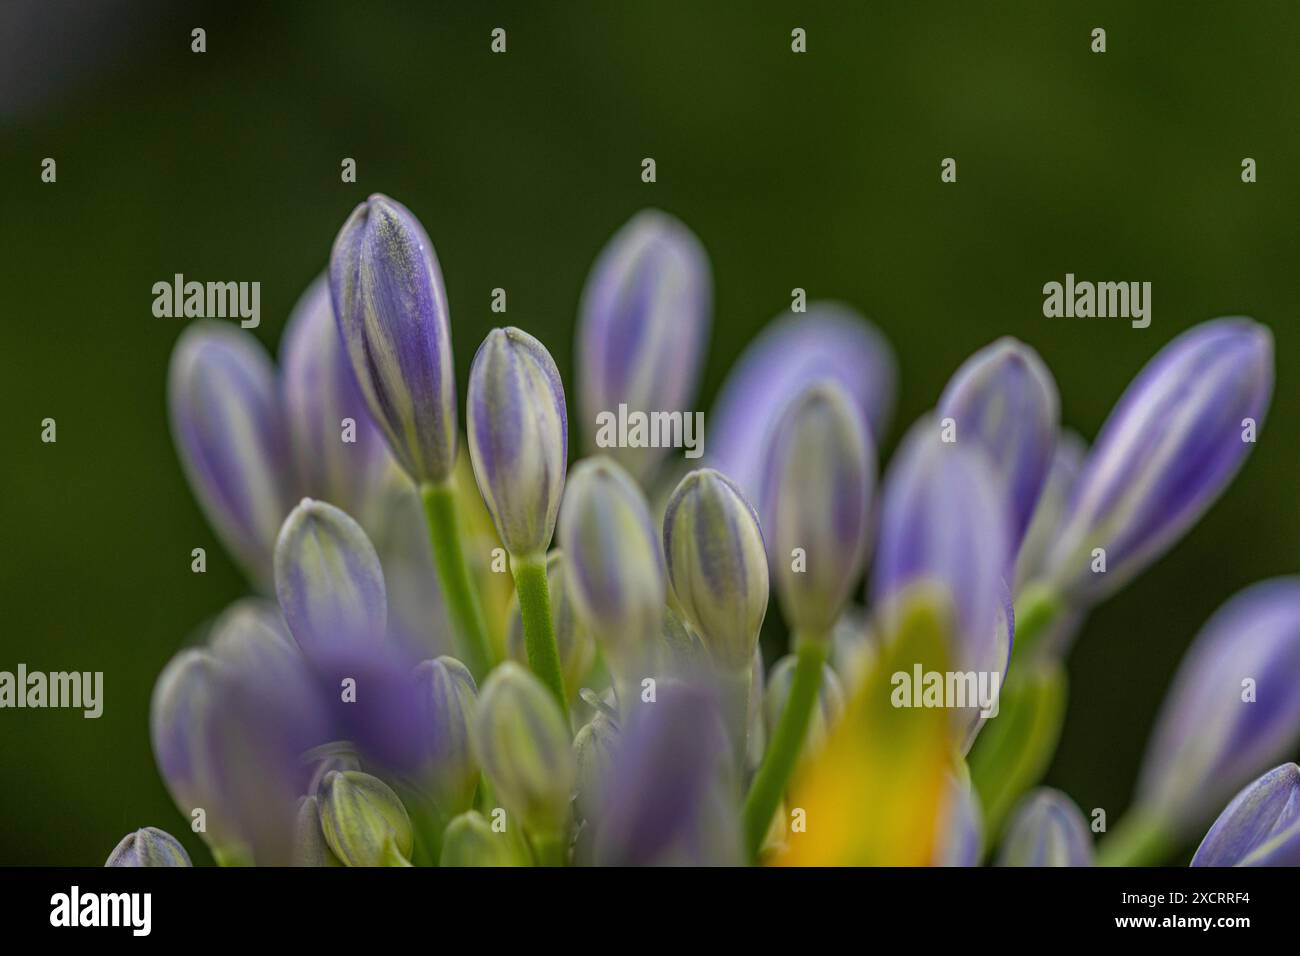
1 0 1296 865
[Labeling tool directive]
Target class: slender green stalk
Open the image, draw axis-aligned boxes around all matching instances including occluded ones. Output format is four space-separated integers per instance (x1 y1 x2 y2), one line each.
718 666 752 773
510 553 568 718
742 637 826 860
420 480 493 680
1097 808 1173 867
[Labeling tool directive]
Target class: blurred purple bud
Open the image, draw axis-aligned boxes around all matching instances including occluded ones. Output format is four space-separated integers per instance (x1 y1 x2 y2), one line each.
1137 578 1300 834
934 776 983 867
467 327 568 557
709 304 897 503
578 209 712 482
1014 430 1086 594
411 657 479 816
274 498 387 655
168 321 293 587
280 274 391 516
329 194 458 484
1045 318 1273 603
595 682 741 865
996 788 1095 867
1192 763 1300 867
761 379 875 636
938 337 1058 553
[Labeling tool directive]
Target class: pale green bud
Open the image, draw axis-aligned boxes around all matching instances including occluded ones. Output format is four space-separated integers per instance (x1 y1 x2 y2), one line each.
439 811 533 867
318 770 413 867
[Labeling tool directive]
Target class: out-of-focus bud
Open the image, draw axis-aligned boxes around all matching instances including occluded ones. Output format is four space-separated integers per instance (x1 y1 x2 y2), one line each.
467 327 568 558
411 657 479 816
1014 431 1086 593
328 194 458 484
1134 578 1300 836
871 417 1011 680
760 379 875 637
595 682 741 865
280 274 391 516
506 550 595 699
292 796 342 867
1192 763 1300 867
662 468 769 672
577 209 711 483
318 770 413 867
168 321 293 587
938 337 1058 553
439 811 533 867
1043 318 1273 603
273 498 387 655
709 304 897 504
933 775 983 867
828 606 878 691
763 653 844 753
474 663 575 837
303 742 362 798
558 458 664 678
105 827 192 867
573 707 620 824
996 789 1095 867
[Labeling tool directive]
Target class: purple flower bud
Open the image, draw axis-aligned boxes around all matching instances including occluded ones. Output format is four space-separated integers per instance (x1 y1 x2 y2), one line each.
938 338 1058 553
761 379 876 636
558 458 664 675
1137 578 1300 833
662 469 769 672
274 498 387 655
709 304 897 503
329 194 458 484
467 327 568 557
1044 318 1273 603
1192 763 1300 867
280 274 391 517
411 657 479 816
105 827 192 867
577 209 712 481
871 416 1011 679
1014 430 1086 593
594 682 741 865
168 321 293 587
996 788 1095 867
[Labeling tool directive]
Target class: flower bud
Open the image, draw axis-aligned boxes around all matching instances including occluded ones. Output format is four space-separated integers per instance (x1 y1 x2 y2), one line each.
763 653 844 753
760 379 875 636
1014 430 1086 593
439 811 533 867
709 304 897 503
105 827 192 867
937 337 1058 552
412 657 479 816
168 321 293 587
506 550 595 698
577 209 712 481
1192 763 1300 867
467 327 568 557
1043 317 1272 603
996 789 1094 867
933 776 983 867
318 770 413 867
871 417 1011 680
1135 578 1300 835
329 194 458 484
662 469 769 672
274 498 387 655
280 274 391 516
558 458 665 673
474 663 575 837
573 708 620 825
292 796 342 867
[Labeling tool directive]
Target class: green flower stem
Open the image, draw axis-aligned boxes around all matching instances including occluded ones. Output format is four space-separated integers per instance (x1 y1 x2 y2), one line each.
742 636 826 861
510 552 568 719
718 666 752 774
1097 808 1174 867
1009 581 1061 664
420 480 493 680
